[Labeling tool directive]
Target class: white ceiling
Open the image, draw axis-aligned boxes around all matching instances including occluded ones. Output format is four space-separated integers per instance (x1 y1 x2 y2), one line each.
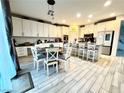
9 0 124 25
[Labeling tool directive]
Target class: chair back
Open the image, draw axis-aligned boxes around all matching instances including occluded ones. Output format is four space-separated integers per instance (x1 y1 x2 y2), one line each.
87 43 96 50
72 43 77 48
79 43 85 49
31 47 39 60
64 47 72 59
46 48 59 62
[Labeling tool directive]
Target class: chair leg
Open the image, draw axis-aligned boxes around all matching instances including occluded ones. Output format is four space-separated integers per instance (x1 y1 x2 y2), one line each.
56 63 58 73
37 61 39 71
87 53 89 61
82 52 84 59
68 59 70 68
92 53 95 62
33 60 36 69
64 62 67 72
83 51 85 59
47 65 49 76
44 63 45 70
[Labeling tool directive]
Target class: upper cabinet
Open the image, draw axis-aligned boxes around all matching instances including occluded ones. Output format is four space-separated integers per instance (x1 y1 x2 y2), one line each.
30 20 38 37
80 27 86 37
56 26 62 37
12 17 63 38
12 17 23 36
96 23 106 32
53 25 58 37
105 21 116 31
37 22 44 37
22 19 32 36
49 24 57 37
44 23 49 37
62 27 69 35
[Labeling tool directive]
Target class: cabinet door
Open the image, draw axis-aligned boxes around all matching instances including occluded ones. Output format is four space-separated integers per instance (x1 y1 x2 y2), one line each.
62 27 69 35
80 27 85 37
37 22 44 37
56 26 62 37
30 21 38 37
49 24 54 37
96 23 106 32
53 25 57 37
106 21 116 31
12 17 22 36
44 23 49 37
22 19 31 36
16 47 28 57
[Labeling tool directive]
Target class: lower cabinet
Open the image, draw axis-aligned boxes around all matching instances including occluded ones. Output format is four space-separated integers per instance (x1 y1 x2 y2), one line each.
16 47 28 57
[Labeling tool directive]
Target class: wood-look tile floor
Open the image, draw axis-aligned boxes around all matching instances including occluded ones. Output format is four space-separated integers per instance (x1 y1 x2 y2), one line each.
19 56 124 93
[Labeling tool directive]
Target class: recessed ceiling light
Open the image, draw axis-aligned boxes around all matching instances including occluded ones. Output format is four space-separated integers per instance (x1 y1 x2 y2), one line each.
76 13 81 18
88 14 93 18
62 19 66 23
104 0 112 7
88 19 91 23
110 13 115 17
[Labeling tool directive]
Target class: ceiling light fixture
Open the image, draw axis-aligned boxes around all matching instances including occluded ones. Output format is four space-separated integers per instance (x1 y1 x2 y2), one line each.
110 13 115 17
47 0 55 20
104 0 112 7
76 13 81 18
88 19 91 23
62 20 66 23
88 14 93 18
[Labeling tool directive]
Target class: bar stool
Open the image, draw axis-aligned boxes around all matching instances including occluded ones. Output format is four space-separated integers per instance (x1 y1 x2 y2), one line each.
78 43 86 59
87 43 97 62
72 43 77 57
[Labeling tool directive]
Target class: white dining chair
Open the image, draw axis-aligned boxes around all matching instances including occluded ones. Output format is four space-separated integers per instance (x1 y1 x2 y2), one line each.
44 48 59 76
58 47 72 71
31 47 45 71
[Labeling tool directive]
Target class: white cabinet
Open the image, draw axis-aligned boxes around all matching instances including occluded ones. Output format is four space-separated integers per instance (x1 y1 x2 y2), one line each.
22 19 32 36
49 24 55 37
62 27 69 35
53 25 58 37
80 27 85 37
44 23 49 37
30 21 38 37
96 23 106 32
16 47 28 57
12 17 22 36
56 26 62 37
106 21 116 31
12 17 64 38
37 22 44 37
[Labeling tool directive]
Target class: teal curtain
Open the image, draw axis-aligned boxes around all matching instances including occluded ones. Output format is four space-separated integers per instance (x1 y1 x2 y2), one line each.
0 1 16 93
